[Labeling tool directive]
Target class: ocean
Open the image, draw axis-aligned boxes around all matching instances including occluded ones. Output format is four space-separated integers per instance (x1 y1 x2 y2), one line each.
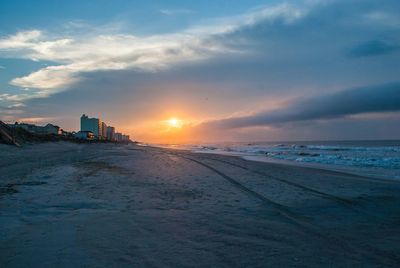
150 140 400 180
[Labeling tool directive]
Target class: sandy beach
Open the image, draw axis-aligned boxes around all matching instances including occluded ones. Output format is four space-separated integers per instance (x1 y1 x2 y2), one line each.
1 142 400 267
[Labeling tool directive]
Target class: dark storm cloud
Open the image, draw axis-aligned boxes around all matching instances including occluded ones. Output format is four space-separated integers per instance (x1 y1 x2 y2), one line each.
203 83 400 129
348 39 399 58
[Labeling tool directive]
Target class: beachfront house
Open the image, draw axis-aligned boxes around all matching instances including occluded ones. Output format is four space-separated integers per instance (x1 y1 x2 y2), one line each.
9 122 62 135
74 130 95 140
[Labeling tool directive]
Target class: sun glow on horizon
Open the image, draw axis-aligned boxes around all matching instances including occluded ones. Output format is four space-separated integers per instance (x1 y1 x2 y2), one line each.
166 118 183 128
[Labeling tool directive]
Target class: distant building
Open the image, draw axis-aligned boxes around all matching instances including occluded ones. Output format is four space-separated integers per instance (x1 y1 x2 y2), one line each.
10 123 62 135
74 130 95 140
101 121 107 140
61 129 71 136
115 132 123 142
106 126 115 141
80 114 131 142
114 133 130 142
41 124 62 135
81 114 101 138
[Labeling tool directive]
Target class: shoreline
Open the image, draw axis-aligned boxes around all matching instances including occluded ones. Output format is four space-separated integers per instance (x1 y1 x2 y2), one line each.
146 143 400 181
216 151 398 182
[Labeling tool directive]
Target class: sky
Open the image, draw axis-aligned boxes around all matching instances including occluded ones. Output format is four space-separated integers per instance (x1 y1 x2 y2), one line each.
0 0 399 143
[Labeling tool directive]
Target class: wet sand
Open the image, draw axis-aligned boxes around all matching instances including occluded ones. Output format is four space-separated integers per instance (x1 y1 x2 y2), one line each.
1 142 400 267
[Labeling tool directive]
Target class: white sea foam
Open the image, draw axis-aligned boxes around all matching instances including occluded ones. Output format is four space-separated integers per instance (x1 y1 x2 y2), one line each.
152 141 400 180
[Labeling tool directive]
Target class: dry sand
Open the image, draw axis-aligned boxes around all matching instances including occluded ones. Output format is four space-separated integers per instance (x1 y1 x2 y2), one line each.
1 142 400 267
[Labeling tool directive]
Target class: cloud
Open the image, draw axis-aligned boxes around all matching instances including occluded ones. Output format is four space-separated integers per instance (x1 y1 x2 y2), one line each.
0 30 42 50
0 93 31 101
16 117 56 124
200 83 400 129
0 1 310 96
0 33 228 93
0 32 226 93
362 11 400 28
348 39 399 57
159 8 194 16
7 102 25 108
10 65 81 90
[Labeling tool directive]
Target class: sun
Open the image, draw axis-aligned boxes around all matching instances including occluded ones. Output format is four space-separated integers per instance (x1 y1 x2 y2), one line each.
166 118 183 128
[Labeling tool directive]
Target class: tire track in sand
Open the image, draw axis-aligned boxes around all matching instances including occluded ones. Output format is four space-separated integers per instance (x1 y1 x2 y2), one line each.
160 150 400 266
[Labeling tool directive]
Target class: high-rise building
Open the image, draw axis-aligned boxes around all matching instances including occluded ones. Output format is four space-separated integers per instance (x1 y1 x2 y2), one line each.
101 121 107 140
122 135 130 142
80 114 131 142
106 126 115 141
80 114 101 138
115 132 123 142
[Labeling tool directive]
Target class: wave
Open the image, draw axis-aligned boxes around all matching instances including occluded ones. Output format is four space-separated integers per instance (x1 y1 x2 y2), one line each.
189 143 400 171
148 141 400 179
